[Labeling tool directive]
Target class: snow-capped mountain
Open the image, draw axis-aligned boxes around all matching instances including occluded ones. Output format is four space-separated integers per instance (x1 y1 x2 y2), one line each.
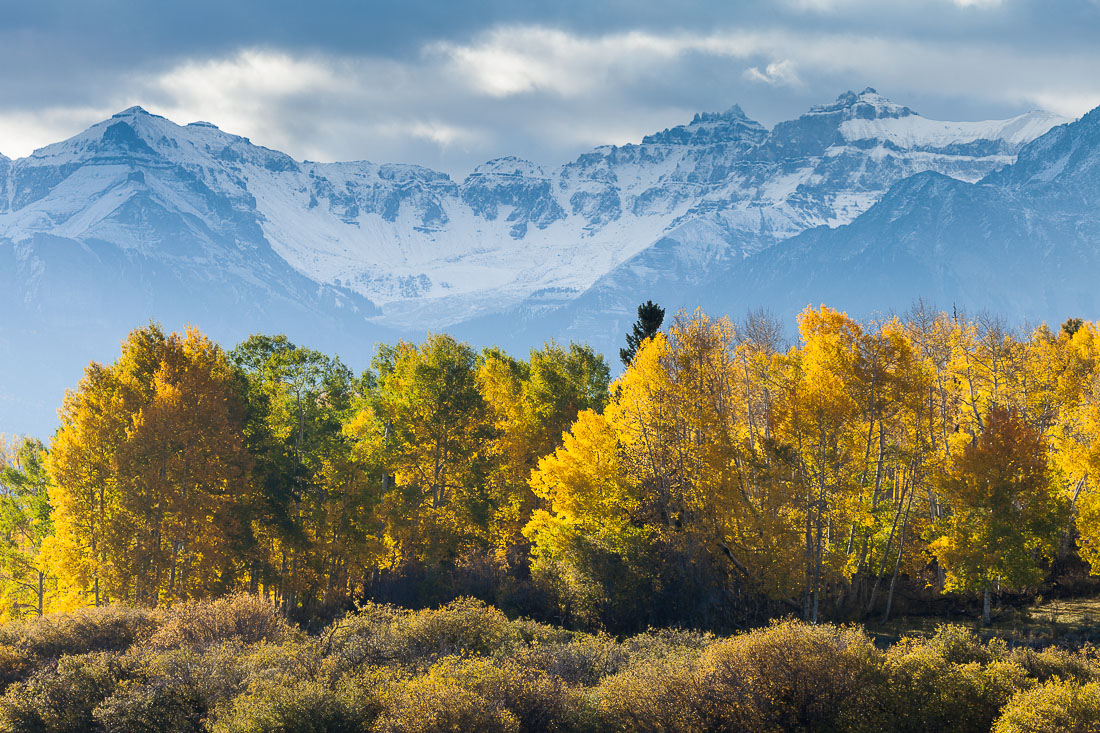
0 90 1073 434
705 105 1100 327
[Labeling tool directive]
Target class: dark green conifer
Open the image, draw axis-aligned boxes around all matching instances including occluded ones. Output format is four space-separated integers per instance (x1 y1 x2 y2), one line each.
620 300 665 367
1062 317 1085 339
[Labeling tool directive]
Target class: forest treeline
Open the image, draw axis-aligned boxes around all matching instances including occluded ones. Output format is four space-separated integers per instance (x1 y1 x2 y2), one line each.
5 304 1100 630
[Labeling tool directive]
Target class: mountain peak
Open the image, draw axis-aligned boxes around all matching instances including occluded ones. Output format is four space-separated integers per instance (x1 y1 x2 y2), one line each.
112 105 157 119
985 102 1100 189
468 156 545 178
810 88 915 120
642 104 767 146
690 103 751 125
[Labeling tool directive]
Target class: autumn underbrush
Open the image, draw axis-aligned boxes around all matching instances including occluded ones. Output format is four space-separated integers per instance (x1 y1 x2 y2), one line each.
3 595 1100 732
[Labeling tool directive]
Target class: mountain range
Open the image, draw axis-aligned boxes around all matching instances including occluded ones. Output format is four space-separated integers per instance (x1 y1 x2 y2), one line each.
2 88 1095 435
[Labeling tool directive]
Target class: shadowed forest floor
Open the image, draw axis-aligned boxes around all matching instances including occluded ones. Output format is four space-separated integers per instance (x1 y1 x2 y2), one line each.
869 596 1100 647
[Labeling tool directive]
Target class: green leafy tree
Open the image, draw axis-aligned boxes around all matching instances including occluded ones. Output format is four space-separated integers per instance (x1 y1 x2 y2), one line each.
478 342 611 547
368 334 496 565
620 300 665 367
1062 317 1085 339
230 334 362 611
0 437 53 617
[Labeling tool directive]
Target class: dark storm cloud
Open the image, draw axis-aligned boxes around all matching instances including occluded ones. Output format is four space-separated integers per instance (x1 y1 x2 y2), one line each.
0 0 1098 175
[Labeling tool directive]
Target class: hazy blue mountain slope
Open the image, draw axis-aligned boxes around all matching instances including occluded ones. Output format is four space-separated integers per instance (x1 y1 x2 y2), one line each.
0 92 1072 433
695 108 1100 327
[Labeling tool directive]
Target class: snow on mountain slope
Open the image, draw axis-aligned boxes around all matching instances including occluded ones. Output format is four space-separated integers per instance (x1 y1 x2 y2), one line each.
470 90 1069 356
0 90 1075 435
695 104 1100 329
0 90 1066 331
470 101 1098 365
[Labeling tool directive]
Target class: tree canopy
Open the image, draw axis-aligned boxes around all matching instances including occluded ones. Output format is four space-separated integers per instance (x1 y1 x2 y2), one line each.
6 306 1100 632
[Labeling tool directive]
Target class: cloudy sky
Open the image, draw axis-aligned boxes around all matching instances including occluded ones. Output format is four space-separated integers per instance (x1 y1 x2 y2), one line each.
1 0 1098 176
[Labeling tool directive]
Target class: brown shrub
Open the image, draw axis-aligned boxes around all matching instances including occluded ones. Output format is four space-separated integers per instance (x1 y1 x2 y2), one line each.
91 638 323 733
0 605 157 662
691 620 886 732
0 644 33 691
94 676 206 733
513 632 628 686
147 593 297 650
325 597 524 673
596 650 701 732
0 651 128 732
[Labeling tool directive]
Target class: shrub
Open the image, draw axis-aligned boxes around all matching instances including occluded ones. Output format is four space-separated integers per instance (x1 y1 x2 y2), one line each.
513 632 628 686
426 655 591 732
0 644 33 691
395 597 525 662
883 640 1032 733
107 638 326 731
195 640 322 703
320 602 402 675
1010 644 1100 683
0 651 128 732
596 650 701 732
325 598 524 673
147 593 297 650
0 606 157 662
621 628 713 664
691 620 887 732
372 675 520 733
94 676 206 733
915 624 997 666
210 675 380 733
994 678 1100 733
597 621 888 732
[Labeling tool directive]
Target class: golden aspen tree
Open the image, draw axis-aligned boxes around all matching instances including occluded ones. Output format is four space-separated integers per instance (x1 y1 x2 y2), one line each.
477 349 536 548
46 325 250 607
931 407 1067 625
118 329 249 603
785 306 867 621
1052 322 1100 571
529 312 804 625
43 361 125 608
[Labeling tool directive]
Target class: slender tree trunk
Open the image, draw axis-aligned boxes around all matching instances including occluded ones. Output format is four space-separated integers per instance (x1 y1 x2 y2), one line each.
882 488 915 623
169 540 179 599
983 588 992 626
803 482 813 621
94 482 104 607
812 485 825 624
